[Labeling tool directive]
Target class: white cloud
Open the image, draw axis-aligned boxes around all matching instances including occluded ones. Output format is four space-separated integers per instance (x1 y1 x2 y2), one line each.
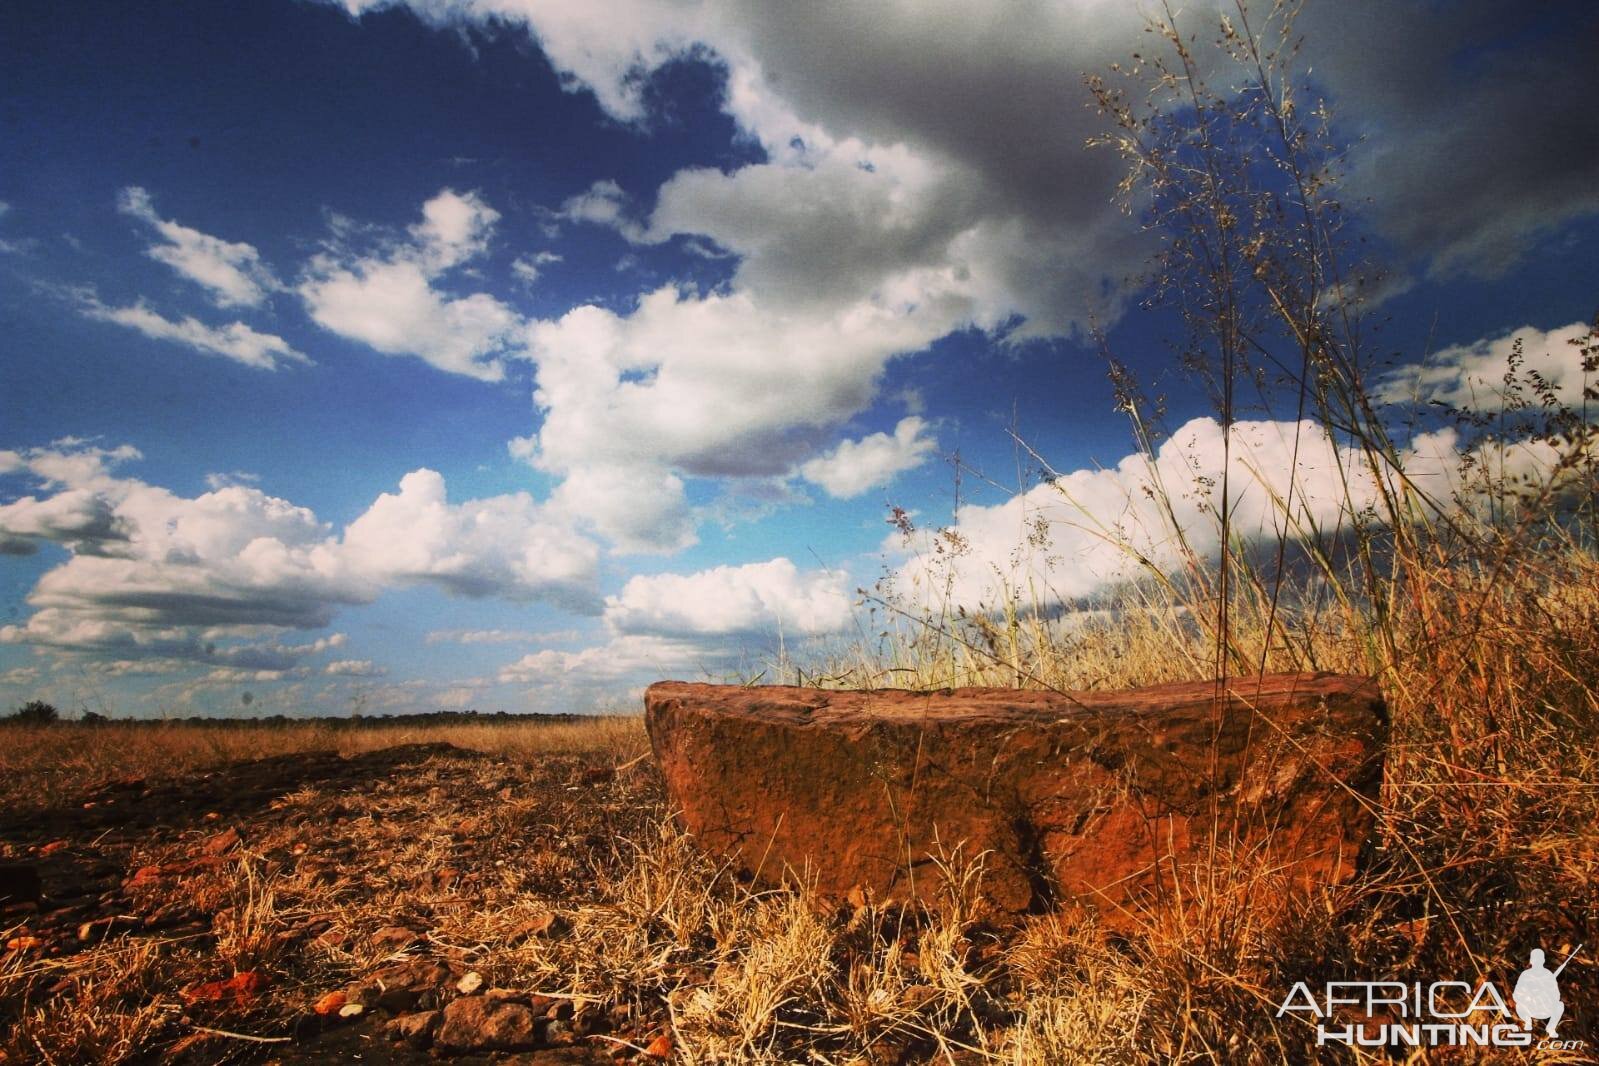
325 658 386 676
0 441 602 665
492 556 852 707
498 634 705 685
426 627 571 645
521 284 957 549
204 470 262 490
605 557 852 640
801 416 936 498
79 296 308 370
118 187 281 308
511 251 562 288
1375 321 1594 410
560 179 646 241
0 488 126 548
889 412 1584 614
342 468 599 609
409 187 500 270
547 462 697 554
299 188 523 381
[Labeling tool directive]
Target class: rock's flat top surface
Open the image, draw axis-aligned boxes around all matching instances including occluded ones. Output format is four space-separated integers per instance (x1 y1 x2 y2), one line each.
648 672 1378 724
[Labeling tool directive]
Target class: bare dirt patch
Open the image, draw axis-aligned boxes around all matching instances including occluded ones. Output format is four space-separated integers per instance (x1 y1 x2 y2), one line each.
1 736 665 1063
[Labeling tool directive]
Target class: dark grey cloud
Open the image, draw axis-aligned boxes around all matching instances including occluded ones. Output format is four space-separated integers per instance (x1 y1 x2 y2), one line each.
1303 0 1599 277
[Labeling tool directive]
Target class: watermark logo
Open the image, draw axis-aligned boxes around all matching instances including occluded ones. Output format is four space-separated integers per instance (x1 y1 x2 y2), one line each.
1513 947 1566 1037
1276 943 1585 1050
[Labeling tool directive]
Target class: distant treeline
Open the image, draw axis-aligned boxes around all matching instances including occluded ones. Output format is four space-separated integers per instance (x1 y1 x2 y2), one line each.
5 701 607 728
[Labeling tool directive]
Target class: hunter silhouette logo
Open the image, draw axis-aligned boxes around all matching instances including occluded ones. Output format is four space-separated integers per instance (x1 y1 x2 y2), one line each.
1277 942 1586 1049
1514 944 1579 1038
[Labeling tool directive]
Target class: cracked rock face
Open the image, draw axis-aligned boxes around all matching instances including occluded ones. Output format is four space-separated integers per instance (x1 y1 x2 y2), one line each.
645 674 1387 918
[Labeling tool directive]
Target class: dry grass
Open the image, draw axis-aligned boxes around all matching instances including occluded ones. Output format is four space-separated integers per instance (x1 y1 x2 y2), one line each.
0 715 648 813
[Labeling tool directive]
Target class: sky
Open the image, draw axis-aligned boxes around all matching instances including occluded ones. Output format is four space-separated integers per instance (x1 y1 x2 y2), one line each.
2 0 1596 717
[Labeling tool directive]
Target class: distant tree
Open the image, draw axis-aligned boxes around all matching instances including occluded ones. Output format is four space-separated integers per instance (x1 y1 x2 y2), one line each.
9 700 60 724
80 709 109 725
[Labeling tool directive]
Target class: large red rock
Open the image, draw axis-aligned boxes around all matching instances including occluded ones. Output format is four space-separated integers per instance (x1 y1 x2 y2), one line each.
645 673 1386 918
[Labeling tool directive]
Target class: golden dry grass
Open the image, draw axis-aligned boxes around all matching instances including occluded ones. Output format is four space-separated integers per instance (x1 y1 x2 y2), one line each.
0 716 648 813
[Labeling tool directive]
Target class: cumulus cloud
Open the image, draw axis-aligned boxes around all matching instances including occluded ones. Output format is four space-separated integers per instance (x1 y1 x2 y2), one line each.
605 557 852 640
1375 321 1595 410
511 251 562 288
342 468 599 610
409 187 500 270
299 189 524 381
520 284 954 549
426 628 569 644
78 295 308 370
320 0 1599 556
800 416 936 498
497 634 705 686
325 658 386 676
0 440 601 666
118 187 281 308
560 179 646 241
491 556 853 706
889 413 1583 614
0 488 126 548
328 0 1161 553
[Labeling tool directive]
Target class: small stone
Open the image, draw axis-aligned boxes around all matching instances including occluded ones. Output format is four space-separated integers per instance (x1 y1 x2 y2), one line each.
456 970 483 995
181 971 267 1008
510 910 571 943
312 990 347 1016
201 827 241 856
368 925 422 954
435 996 544 1053
385 1010 440 1049
544 1018 573 1045
126 864 164 888
338 1002 365 1018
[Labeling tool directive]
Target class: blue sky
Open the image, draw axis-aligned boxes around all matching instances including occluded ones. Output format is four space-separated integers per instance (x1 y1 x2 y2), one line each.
2 0 1596 716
